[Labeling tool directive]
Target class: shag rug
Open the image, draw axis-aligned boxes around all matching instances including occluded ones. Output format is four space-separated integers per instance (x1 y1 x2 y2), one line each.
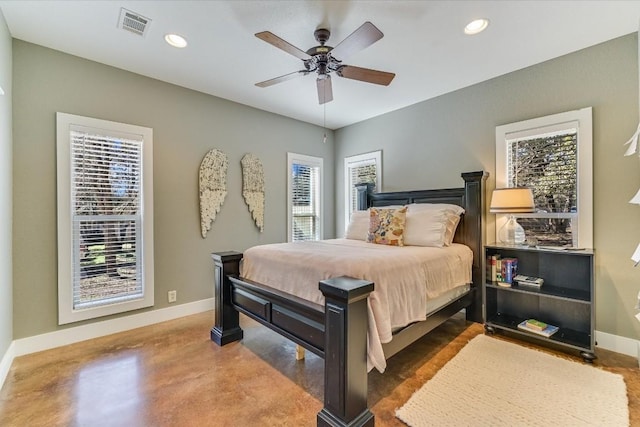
396 334 629 426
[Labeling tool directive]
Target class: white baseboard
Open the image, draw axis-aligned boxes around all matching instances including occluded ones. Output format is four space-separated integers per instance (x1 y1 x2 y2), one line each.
0 340 15 390
595 329 639 359
13 298 214 357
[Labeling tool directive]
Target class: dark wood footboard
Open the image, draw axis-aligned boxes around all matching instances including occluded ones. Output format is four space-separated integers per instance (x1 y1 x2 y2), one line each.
211 252 375 426
210 171 487 426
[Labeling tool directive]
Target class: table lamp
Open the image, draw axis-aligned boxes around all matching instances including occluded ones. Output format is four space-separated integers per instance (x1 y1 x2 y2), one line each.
490 187 535 245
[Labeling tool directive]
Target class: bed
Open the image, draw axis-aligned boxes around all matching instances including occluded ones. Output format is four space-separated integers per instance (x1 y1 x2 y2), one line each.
211 171 487 427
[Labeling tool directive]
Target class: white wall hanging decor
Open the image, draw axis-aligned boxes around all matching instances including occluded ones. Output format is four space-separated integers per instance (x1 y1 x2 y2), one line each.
241 153 265 232
623 21 640 326
199 149 228 238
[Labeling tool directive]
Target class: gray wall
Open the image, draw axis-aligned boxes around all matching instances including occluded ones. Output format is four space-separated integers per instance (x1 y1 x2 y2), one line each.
336 34 640 341
11 33 640 343
12 40 334 338
0 11 12 359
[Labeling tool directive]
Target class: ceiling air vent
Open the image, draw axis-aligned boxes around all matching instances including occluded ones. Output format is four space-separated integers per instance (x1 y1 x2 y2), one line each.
118 8 151 37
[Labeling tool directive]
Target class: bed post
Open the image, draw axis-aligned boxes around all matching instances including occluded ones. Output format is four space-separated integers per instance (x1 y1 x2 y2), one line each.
317 277 375 427
461 171 488 323
355 183 373 211
211 251 244 345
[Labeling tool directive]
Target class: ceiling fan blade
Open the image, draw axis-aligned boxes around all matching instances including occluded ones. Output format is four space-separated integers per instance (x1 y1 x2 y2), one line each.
255 70 309 88
255 31 311 60
330 21 383 60
317 76 333 104
337 65 395 86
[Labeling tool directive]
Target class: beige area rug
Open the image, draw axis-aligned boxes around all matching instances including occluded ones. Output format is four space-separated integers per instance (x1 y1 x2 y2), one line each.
396 334 629 426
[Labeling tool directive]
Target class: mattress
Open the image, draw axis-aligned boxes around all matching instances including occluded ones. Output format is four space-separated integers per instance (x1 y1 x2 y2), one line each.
240 238 473 372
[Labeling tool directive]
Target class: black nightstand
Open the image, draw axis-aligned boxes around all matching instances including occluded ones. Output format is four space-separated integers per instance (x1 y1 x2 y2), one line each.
483 244 595 362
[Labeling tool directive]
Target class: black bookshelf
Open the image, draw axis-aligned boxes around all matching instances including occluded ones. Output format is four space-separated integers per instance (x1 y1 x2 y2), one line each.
484 244 595 361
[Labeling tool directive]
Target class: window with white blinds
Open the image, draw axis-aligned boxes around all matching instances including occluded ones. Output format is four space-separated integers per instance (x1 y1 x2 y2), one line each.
344 151 381 230
287 153 323 242
496 108 593 248
57 113 154 324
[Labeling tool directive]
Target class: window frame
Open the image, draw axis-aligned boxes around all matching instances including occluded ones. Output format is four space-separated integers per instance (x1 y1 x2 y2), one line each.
287 152 323 242
344 150 381 230
56 112 154 324
495 107 593 248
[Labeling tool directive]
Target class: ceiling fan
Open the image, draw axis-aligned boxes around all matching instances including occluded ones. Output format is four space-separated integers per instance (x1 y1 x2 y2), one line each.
255 22 395 104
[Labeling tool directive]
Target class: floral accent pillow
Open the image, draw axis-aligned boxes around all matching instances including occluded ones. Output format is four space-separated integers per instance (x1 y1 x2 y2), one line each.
367 206 408 246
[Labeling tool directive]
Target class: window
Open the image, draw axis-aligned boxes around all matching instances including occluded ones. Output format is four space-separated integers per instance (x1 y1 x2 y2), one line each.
344 151 381 229
496 107 592 247
57 113 154 324
287 153 323 242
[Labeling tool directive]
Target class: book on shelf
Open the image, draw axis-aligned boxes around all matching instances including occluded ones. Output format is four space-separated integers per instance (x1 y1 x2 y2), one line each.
517 319 559 337
514 274 544 288
501 257 518 284
488 254 501 282
524 319 546 331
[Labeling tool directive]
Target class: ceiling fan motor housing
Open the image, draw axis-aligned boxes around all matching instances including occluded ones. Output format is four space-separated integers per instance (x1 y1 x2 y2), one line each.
314 28 331 44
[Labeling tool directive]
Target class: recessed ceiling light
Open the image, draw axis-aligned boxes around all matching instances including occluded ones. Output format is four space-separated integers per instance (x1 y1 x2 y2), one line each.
464 18 489 35
164 33 187 48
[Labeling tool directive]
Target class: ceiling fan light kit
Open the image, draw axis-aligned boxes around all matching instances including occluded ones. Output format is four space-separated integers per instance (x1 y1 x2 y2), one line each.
255 21 395 104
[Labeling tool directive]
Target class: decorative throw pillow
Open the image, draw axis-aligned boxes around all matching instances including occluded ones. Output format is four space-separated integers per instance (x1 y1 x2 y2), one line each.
367 206 408 246
345 210 370 240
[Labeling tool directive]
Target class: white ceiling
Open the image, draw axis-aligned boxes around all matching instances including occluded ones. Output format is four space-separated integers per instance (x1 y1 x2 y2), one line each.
2 1 640 129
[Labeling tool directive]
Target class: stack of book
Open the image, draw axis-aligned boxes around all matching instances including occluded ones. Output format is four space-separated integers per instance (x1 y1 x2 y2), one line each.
517 319 559 337
487 255 518 285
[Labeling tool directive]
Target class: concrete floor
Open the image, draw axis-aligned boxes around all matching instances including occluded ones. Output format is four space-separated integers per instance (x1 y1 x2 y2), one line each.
0 312 637 426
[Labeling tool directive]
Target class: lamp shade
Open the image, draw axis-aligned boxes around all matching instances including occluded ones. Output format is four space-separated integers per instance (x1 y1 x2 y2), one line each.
490 188 535 214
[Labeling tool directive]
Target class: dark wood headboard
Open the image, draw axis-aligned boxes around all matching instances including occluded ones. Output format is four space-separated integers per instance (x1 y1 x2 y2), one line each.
355 171 488 320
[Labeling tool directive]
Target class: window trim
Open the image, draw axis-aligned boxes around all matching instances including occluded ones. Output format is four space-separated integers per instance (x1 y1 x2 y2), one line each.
344 151 381 230
495 107 593 248
56 112 154 324
287 152 323 242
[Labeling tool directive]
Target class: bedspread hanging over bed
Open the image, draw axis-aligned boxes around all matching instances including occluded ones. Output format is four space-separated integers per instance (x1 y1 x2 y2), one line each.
240 238 472 372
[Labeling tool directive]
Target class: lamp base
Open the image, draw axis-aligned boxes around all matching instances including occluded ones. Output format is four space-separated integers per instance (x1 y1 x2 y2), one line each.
498 216 526 245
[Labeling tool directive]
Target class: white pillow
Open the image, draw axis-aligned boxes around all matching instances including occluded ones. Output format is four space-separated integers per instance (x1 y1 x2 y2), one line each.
444 212 462 245
345 210 370 240
407 203 464 215
403 204 465 247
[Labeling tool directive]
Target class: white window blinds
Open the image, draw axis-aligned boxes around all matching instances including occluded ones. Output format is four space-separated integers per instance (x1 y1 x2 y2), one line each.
71 127 143 309
57 113 154 324
506 128 578 212
288 153 323 242
344 151 381 229
348 162 377 210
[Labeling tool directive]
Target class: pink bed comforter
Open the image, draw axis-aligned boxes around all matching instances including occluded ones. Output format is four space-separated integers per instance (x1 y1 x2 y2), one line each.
240 238 472 372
